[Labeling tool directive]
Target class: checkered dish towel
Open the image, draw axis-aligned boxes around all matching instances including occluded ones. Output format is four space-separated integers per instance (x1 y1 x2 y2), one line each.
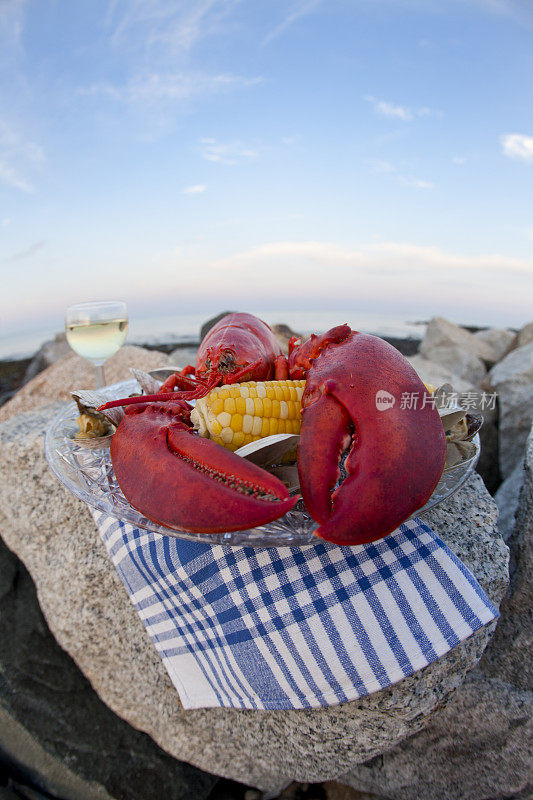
91 510 497 710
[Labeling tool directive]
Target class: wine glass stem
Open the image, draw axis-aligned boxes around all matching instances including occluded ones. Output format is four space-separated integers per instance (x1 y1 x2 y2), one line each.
95 364 106 389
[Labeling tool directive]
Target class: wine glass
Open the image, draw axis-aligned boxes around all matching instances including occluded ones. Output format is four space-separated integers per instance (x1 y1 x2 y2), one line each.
65 301 129 388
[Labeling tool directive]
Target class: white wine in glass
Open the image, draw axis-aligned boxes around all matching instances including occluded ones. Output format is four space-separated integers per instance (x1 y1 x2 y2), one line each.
65 301 129 388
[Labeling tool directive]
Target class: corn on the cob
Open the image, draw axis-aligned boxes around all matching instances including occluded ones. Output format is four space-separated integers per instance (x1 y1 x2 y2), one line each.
191 380 306 451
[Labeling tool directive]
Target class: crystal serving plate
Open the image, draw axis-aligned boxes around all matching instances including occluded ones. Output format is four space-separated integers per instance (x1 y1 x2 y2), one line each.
44 379 480 547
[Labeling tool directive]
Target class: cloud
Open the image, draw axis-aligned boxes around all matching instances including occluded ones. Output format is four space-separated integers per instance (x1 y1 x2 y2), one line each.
198 137 260 165
80 4 263 134
5 240 46 262
364 96 440 121
501 133 533 162
202 240 532 317
206 239 533 279
368 159 434 189
183 184 207 194
263 0 321 44
452 156 467 164
468 0 533 21
81 71 262 106
0 0 27 47
0 162 32 192
107 0 241 58
0 119 45 192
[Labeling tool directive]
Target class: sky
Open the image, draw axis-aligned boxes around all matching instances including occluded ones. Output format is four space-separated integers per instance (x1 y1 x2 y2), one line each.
0 0 532 350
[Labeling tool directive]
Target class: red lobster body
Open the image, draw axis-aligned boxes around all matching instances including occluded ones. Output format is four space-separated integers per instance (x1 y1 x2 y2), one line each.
195 312 287 385
159 312 288 399
102 313 447 544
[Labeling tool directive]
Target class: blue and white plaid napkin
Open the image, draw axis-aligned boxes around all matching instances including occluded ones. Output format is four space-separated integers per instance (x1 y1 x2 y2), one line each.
91 510 497 710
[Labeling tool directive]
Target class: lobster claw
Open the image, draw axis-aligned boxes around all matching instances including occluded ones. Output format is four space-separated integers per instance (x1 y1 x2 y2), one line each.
296 333 447 546
111 402 299 534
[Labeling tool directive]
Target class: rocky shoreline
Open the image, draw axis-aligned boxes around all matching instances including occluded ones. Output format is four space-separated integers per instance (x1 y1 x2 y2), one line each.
0 313 531 800
0 320 430 410
1 313 528 497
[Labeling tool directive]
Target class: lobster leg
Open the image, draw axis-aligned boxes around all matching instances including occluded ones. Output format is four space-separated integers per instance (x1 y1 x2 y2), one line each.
111 403 299 533
274 355 289 380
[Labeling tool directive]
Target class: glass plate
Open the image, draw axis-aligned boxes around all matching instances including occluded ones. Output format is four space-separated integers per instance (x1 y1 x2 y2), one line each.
44 379 480 548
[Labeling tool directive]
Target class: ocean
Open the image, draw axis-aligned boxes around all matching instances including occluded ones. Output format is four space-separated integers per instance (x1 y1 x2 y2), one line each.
0 310 427 361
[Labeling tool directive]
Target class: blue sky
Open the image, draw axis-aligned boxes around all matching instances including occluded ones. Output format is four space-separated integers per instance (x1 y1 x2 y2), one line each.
1 0 532 344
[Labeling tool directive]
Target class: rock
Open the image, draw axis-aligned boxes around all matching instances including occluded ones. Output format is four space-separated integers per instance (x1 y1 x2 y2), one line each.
516 321 533 350
379 337 420 358
0 357 32 407
475 419 501 496
271 323 301 355
487 342 533 479
417 345 487 385
407 354 500 493
480 424 533 691
494 459 525 541
420 317 499 366
340 426 533 800
0 346 170 424
341 670 532 800
473 327 516 362
24 332 72 383
407 354 475 394
167 346 200 370
323 784 376 800
0 532 216 800
200 311 235 342
0 403 508 793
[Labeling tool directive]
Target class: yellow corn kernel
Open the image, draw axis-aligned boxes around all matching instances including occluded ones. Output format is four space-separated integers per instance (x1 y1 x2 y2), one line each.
190 379 306 451
224 397 236 414
233 431 245 449
220 427 233 444
245 397 254 415
230 413 243 432
217 411 231 428
211 398 224 415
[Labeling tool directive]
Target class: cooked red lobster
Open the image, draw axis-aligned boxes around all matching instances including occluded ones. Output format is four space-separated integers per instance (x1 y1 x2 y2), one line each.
101 313 446 545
